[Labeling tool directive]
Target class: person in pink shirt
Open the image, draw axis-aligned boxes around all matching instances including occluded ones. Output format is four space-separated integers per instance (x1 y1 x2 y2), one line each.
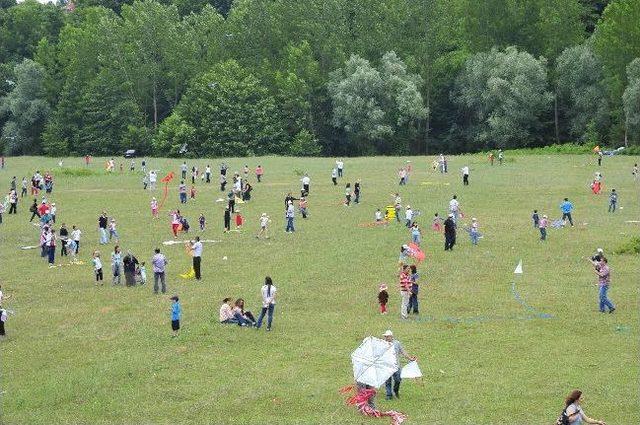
255 165 264 182
170 210 181 238
150 197 158 218
538 214 548 241
219 298 238 324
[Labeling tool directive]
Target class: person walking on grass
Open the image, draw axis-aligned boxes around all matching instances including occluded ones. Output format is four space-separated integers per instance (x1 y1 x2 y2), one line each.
444 214 456 251
111 245 123 285
285 201 295 232
92 250 103 286
449 195 460 224
331 167 338 186
191 236 202 280
539 214 548 241
608 189 618 212
29 199 39 222
152 248 168 294
7 190 17 214
560 198 574 227
461 165 469 186
255 276 277 331
170 295 181 337
469 217 480 246
382 330 416 400
592 257 615 314
257 213 270 239
557 390 606 425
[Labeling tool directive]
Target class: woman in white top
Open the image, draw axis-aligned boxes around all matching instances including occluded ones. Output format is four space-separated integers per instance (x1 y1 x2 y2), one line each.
561 390 606 425
255 276 277 331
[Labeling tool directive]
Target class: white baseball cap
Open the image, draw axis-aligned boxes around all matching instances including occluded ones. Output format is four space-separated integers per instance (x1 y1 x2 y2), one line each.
383 330 393 337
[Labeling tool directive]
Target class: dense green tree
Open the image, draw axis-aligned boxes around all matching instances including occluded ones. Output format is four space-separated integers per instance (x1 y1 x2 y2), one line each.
0 0 65 62
0 59 50 155
154 60 286 157
328 52 426 154
452 46 553 149
556 44 609 142
623 58 640 144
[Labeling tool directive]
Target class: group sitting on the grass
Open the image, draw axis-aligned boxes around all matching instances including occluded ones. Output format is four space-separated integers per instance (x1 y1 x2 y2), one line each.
219 277 277 330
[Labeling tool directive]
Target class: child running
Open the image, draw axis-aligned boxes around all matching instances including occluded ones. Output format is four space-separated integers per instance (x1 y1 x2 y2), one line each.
410 223 421 246
256 213 270 239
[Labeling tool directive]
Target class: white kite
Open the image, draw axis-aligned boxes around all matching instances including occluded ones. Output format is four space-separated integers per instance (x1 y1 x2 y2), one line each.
351 336 398 388
400 361 422 379
514 259 523 274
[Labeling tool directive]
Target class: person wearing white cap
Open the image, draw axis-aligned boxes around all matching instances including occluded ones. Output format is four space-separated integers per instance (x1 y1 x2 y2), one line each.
257 213 270 239
382 330 416 400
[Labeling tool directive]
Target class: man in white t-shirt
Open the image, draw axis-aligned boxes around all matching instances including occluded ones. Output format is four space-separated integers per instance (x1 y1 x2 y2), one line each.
191 236 203 280
449 195 460 223
336 159 344 177
70 225 81 254
149 171 157 190
405 205 413 228
301 173 311 195
461 166 469 186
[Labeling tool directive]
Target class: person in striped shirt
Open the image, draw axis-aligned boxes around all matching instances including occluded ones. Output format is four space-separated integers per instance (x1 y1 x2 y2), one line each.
398 265 411 319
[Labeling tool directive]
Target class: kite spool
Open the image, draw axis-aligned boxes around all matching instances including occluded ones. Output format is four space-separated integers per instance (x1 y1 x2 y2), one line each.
384 205 396 221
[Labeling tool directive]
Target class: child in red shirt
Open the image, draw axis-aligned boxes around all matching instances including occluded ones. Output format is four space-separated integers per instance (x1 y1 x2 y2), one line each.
378 283 389 314
235 212 244 229
190 185 197 199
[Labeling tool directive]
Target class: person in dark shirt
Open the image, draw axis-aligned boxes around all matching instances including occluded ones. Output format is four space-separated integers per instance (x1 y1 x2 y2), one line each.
444 214 456 251
223 207 231 232
98 212 108 244
59 223 69 256
284 193 299 210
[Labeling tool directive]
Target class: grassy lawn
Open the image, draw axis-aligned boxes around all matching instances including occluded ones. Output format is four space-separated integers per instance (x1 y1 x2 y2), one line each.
0 154 638 424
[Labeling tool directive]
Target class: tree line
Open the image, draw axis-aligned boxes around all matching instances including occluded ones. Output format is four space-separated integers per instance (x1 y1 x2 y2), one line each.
0 0 639 157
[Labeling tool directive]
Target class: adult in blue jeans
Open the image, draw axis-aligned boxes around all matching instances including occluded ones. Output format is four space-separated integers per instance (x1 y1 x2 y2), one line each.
256 276 277 331
593 257 615 313
382 330 416 400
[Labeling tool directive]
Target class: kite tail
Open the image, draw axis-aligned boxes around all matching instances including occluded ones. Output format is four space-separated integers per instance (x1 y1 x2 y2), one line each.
340 386 407 425
159 182 169 210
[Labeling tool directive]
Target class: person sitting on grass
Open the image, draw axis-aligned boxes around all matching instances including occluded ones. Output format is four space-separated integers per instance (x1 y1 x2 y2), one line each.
219 298 238 325
233 299 256 326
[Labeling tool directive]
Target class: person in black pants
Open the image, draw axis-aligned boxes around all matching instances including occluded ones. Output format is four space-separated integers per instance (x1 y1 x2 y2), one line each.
191 237 202 280
223 207 231 232
29 199 40 222
59 224 69 256
444 214 456 251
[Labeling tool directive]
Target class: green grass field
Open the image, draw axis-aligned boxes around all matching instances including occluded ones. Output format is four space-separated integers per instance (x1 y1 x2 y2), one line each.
1 154 638 424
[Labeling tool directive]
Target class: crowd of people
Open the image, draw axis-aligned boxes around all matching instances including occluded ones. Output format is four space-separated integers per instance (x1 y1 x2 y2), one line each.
0 151 634 424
